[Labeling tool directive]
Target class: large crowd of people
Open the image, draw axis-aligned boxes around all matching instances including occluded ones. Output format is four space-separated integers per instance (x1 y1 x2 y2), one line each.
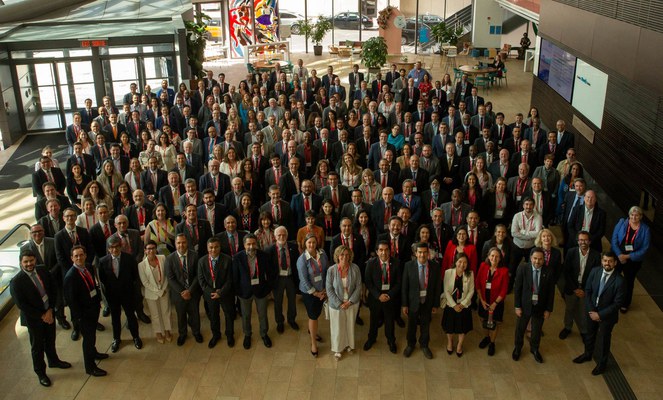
10 60 651 387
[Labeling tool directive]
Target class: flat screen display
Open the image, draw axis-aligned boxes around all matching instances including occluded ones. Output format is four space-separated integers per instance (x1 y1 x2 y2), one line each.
537 39 577 102
572 59 609 128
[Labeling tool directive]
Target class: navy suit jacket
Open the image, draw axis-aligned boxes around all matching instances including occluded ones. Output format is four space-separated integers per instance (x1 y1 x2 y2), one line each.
290 193 323 228
232 250 274 299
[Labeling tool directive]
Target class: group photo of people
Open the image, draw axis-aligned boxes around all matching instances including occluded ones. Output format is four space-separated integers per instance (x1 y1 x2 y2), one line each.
11 59 650 389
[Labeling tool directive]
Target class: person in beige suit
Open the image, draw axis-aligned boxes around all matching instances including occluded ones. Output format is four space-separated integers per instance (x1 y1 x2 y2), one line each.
138 240 172 343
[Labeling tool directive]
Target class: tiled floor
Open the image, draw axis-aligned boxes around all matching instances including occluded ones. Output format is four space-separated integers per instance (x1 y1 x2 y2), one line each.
0 54 661 399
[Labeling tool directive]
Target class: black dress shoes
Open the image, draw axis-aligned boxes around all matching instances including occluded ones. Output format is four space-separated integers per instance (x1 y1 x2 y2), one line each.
96 323 105 331
531 350 544 363
592 364 606 375
288 321 300 331
71 330 80 341
49 360 72 369
243 336 251 349
573 353 592 364
363 340 375 351
422 347 433 359
512 348 521 361
193 333 203 343
388 342 397 354
177 335 186 346
262 335 272 348
111 339 120 353
403 346 414 358
58 319 71 330
355 316 364 326
88 367 107 377
559 328 571 340
136 312 152 324
38 374 51 387
94 352 109 360
208 336 220 349
488 343 495 356
133 337 143 349
277 323 285 334
479 336 490 349
227 335 235 347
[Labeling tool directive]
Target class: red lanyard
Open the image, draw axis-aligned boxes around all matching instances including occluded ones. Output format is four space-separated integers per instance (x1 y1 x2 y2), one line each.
76 267 94 291
153 258 162 283
208 256 216 282
625 225 639 245
309 257 321 275
187 224 198 241
496 193 505 210
138 207 145 225
421 263 429 289
277 245 290 267
249 257 260 278
517 178 528 196
325 217 332 233
155 220 167 243
522 213 535 231
544 250 551 266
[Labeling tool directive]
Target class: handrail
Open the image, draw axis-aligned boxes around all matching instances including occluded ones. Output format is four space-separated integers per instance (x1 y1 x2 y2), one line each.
0 223 31 248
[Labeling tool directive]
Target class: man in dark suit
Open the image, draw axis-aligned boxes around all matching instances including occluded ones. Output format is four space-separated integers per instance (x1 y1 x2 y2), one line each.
394 181 422 223
371 187 402 235
568 190 606 253
11 250 72 386
554 120 575 156
420 178 450 225
165 234 203 346
32 157 66 198
101 113 126 144
377 216 412 265
523 177 554 227
429 207 453 261
321 66 339 93
320 172 350 212
176 204 213 258
198 237 235 348
199 159 231 199
367 131 396 171
561 179 587 250
198 189 227 236
401 242 442 359
25 224 69 329
438 142 462 192
399 155 429 196
260 185 294 240
512 247 556 363
340 189 371 222
217 215 246 258
98 236 142 353
560 231 601 341
79 99 98 128
38 198 64 238
290 180 322 229
364 240 401 353
278 157 303 202
401 78 420 113
66 142 96 178
140 157 168 202
233 234 275 349
374 159 399 193
159 172 186 221
463 87 484 116
89 203 116 260
572 251 625 375
371 72 387 100
348 64 365 101
453 75 473 106
123 190 154 235
63 245 108 377
54 208 95 292
265 226 300 334
459 211 491 252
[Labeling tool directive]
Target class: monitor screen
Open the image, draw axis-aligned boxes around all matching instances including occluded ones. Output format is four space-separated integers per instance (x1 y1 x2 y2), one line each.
537 39 577 102
572 59 609 128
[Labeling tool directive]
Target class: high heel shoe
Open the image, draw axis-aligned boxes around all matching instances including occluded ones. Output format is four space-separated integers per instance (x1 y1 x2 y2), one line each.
447 347 453 355
456 348 464 358
311 347 319 357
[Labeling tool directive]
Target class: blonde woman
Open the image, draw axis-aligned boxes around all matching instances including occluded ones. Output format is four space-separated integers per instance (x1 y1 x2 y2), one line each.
358 169 381 205
138 240 172 343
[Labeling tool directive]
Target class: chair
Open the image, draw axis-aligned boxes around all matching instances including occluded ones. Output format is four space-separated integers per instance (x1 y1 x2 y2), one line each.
328 45 339 57
445 47 458 73
453 67 463 84
495 67 508 87
474 76 490 92
487 71 498 87
483 49 490 58
470 49 481 59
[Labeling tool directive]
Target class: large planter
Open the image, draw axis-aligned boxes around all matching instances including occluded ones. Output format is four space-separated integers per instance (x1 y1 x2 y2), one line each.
313 45 323 56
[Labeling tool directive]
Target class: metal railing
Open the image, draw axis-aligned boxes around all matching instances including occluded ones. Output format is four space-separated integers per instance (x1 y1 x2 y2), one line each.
0 223 33 320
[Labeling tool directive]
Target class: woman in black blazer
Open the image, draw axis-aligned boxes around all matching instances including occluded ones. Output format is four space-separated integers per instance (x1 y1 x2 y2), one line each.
481 177 515 232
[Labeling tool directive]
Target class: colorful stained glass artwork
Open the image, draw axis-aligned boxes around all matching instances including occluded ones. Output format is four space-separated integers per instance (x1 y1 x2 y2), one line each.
254 0 279 44
228 0 253 58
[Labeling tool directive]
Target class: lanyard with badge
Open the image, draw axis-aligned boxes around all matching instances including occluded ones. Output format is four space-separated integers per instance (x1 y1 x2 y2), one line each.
249 257 260 285
310 257 322 283
420 264 429 298
77 268 97 298
624 225 638 252
381 261 391 291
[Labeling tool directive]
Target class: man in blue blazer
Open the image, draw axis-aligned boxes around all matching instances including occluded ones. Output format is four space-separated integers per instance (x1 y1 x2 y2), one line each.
572 252 625 375
394 180 422 223
290 180 322 229
232 234 275 350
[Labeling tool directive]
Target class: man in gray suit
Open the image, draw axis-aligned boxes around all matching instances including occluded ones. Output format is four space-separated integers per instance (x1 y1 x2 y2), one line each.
165 234 203 346
391 69 407 103
25 224 70 330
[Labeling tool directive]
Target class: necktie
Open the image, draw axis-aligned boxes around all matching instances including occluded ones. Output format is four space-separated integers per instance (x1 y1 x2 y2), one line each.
229 234 236 255
469 229 475 245
30 272 48 308
181 255 189 288
274 204 280 222
103 223 111 238
382 262 388 279
280 246 287 270
418 265 426 303
332 188 338 208
46 170 54 182
391 238 397 257
598 273 608 298
69 230 76 243
304 196 310 211
381 173 387 188
112 257 119 278
533 268 540 304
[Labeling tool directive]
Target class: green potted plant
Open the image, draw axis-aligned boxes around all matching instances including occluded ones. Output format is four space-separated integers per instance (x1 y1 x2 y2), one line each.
430 22 464 53
309 17 332 56
184 11 211 80
361 36 388 74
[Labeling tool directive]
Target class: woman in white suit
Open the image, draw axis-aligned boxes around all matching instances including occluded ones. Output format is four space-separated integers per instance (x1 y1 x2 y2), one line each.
326 245 362 360
138 240 172 343
441 252 475 357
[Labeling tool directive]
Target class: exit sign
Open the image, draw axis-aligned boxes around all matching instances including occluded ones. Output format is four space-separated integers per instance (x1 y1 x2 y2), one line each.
80 39 108 47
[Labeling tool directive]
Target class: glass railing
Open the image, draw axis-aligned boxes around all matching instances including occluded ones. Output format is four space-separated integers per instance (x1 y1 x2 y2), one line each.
0 224 32 320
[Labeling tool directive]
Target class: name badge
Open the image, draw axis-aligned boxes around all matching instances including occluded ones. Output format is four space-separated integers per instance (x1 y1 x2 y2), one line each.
495 210 504 218
279 269 289 277
498 140 503 145
485 282 492 289
516 196 522 202
325 236 332 241
414 78 419 83
306 162 312 167
314 275 322 283
419 290 427 297
251 278 260 286
464 140 470 145
531 294 539 302
624 245 634 252
381 284 390 291
42 294 49 304
139 224 145 231
383 224 389 230
409 99 413 104
90 289 97 298
77 194 83 200
412 186 418 192
193 244 199 252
